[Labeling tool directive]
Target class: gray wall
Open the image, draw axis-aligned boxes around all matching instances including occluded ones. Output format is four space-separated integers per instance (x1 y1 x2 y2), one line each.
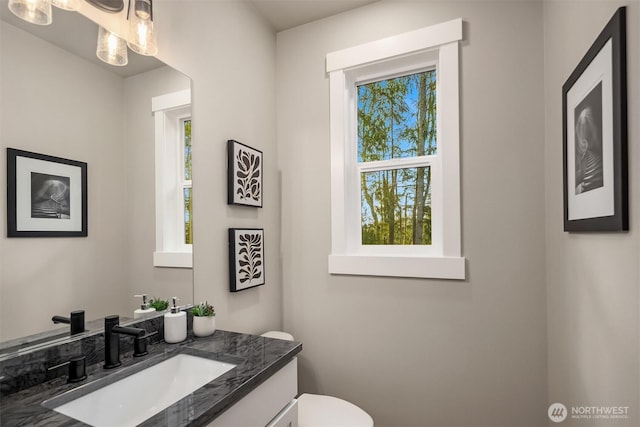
155 0 282 333
276 1 547 426
0 22 129 340
543 2 640 426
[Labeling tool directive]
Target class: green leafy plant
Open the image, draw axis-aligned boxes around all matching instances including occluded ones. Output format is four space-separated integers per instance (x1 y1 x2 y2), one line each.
149 297 169 311
191 301 215 317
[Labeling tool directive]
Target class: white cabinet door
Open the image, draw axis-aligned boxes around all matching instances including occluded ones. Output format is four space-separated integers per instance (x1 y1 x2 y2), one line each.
207 358 298 427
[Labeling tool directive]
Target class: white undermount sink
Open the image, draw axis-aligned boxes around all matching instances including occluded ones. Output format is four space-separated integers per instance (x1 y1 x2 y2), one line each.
45 353 236 427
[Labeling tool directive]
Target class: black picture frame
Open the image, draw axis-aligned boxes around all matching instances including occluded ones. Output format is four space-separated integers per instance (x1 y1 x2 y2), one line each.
228 228 265 292
562 7 627 232
227 140 263 207
7 148 88 237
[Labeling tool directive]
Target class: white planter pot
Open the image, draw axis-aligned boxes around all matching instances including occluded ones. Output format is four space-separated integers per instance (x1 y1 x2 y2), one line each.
192 316 216 337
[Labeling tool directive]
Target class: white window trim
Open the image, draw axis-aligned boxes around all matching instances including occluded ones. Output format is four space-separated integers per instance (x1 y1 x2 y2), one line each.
152 89 192 268
327 18 465 280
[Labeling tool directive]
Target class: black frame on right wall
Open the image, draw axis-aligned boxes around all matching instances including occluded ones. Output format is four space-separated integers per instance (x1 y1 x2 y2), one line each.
562 6 628 232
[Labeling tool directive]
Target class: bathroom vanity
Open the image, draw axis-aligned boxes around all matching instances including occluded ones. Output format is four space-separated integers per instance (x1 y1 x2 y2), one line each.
0 329 301 426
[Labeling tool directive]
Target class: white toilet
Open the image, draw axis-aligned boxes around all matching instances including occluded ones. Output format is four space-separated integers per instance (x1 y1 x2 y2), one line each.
261 331 374 427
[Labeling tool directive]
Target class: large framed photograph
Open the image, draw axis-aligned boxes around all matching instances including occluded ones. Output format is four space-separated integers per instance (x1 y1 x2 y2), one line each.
7 148 87 237
227 140 263 207
228 228 265 292
562 7 627 232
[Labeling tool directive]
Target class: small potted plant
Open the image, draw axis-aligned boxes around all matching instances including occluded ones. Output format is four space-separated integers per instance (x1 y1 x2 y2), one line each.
149 297 169 312
191 301 216 337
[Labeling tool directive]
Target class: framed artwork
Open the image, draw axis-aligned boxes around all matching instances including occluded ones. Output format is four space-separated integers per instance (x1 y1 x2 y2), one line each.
227 140 263 207
7 148 88 237
562 7 627 232
228 228 265 292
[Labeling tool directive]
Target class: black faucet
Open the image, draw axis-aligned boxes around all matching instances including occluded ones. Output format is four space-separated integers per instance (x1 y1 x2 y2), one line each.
103 315 146 369
51 310 85 335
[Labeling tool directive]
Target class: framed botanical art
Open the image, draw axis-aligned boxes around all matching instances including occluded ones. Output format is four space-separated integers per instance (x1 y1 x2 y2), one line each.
7 148 88 237
227 140 263 207
562 7 628 232
228 228 265 292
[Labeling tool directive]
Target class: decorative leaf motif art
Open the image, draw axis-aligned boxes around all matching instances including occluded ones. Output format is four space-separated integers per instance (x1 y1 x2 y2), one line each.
235 149 261 202
237 232 263 284
229 228 265 292
228 140 263 207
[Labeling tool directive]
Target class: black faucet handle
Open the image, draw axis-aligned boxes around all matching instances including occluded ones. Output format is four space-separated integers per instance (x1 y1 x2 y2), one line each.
134 331 157 357
47 355 87 383
68 356 87 383
133 336 147 357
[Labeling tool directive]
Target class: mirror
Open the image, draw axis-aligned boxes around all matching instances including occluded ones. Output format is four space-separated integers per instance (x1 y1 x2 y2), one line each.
0 6 193 351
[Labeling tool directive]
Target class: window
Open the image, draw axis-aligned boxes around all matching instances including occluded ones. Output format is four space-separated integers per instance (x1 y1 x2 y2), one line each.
358 70 436 248
327 19 465 279
182 118 193 245
152 89 193 268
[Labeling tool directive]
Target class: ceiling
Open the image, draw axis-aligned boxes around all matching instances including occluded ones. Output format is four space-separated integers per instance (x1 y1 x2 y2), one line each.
250 0 377 32
1 0 378 77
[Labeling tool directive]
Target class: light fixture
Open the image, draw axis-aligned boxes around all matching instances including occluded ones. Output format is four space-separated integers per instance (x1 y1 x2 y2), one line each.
51 0 79 11
126 0 157 56
96 25 128 66
7 0 159 67
8 0 52 25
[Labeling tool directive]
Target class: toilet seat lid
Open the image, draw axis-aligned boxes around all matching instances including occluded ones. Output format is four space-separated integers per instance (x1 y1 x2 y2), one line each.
261 331 294 341
297 393 374 427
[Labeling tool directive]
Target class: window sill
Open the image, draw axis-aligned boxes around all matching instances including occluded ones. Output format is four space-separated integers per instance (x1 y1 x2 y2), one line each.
328 254 465 280
153 251 192 269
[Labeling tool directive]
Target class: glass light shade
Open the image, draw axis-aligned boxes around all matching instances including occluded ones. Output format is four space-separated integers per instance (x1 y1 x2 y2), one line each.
8 0 52 25
51 0 79 11
127 14 158 56
96 26 128 66
134 0 151 20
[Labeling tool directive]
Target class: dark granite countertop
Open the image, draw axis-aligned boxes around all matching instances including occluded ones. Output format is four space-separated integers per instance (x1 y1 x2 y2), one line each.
0 330 302 426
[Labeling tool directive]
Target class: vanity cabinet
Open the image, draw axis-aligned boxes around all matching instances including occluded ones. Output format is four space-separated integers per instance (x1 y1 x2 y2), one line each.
207 358 298 427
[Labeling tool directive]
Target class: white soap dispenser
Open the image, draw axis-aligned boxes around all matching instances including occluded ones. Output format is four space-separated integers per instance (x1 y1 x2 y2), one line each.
164 297 187 343
134 294 156 319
